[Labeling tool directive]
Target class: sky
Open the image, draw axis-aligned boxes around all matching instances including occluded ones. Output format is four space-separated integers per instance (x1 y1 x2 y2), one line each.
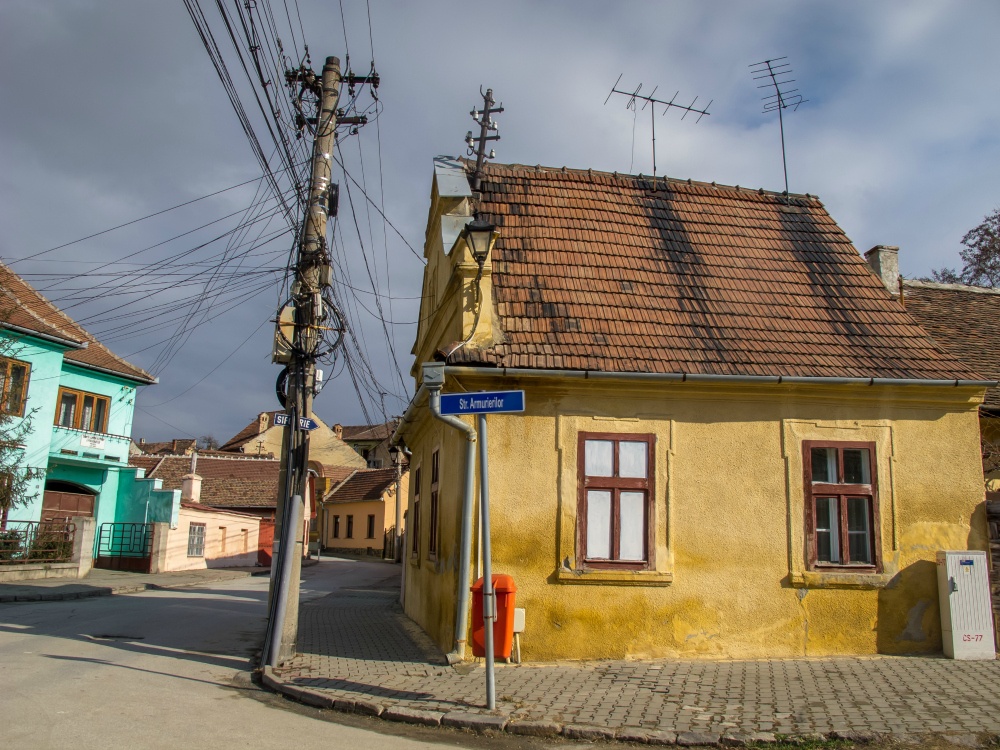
1 1 999 444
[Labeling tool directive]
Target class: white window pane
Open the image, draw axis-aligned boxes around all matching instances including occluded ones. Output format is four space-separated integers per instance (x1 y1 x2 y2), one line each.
843 449 871 484
619 491 645 561
847 497 872 564
586 490 611 558
619 442 647 478
585 440 613 477
815 497 840 563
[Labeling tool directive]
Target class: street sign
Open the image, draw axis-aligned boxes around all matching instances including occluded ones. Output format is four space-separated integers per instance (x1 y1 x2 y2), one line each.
273 413 319 430
439 390 525 415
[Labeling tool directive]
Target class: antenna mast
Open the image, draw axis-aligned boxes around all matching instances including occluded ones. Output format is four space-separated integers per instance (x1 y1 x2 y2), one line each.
604 75 712 179
749 57 808 201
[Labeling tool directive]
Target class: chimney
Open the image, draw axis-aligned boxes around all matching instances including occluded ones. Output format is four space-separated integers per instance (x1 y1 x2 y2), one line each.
139 437 145 445
258 412 269 432
334 423 343 439
181 473 202 503
171 439 178 453
864 245 900 295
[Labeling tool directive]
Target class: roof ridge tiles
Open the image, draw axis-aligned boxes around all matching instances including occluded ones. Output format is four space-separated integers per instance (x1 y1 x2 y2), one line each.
469 158 820 202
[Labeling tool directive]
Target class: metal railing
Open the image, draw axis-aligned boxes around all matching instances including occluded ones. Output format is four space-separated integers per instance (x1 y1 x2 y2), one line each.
0 521 76 564
96 523 152 558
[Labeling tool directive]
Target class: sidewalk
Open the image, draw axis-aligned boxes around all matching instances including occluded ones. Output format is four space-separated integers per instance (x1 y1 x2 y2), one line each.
0 566 268 603
265 569 1000 746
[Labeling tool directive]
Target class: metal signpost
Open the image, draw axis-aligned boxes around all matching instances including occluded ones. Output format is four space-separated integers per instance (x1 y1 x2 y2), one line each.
439 390 524 709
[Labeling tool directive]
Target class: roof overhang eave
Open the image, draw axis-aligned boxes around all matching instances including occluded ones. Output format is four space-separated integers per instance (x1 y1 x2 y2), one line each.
65 359 158 385
1 322 87 350
442 365 998 390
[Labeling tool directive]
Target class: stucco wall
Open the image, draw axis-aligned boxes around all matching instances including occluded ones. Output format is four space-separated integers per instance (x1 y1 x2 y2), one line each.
322 499 390 552
163 507 260 571
240 418 367 469
58 364 138 439
3 335 65 523
401 377 989 660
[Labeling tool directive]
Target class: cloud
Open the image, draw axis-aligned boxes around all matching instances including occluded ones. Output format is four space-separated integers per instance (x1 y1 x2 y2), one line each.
2 0 999 440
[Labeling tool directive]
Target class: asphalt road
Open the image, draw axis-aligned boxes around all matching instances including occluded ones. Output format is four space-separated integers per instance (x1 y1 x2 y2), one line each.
0 560 457 749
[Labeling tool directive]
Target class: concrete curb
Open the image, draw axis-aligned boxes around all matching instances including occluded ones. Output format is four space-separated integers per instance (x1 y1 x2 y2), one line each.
0 570 259 604
259 666 1000 747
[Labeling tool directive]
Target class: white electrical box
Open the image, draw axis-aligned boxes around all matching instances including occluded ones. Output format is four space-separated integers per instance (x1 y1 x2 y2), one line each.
936 550 996 660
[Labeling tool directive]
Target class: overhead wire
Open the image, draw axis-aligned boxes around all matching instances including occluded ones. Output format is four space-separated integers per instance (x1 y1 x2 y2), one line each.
9 173 271 265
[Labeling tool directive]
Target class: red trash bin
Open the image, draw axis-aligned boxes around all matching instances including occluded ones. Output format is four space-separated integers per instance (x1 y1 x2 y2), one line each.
471 574 517 658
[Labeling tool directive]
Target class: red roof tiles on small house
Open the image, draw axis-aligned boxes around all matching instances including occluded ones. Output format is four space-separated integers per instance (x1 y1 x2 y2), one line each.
901 280 1000 407
339 421 397 442
136 438 197 456
324 467 401 504
0 262 155 384
447 162 982 383
219 411 281 452
131 455 280 509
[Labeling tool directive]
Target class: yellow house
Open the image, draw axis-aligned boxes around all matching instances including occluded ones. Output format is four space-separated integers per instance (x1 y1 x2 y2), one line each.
320 467 408 557
218 410 367 469
393 158 995 662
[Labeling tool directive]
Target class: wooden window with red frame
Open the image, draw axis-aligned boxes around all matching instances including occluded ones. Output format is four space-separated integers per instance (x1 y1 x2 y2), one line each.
803 441 881 572
410 466 421 557
577 432 655 570
428 450 440 559
55 387 110 433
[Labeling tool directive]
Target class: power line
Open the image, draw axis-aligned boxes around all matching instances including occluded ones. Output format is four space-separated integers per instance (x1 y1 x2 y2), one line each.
9 173 270 265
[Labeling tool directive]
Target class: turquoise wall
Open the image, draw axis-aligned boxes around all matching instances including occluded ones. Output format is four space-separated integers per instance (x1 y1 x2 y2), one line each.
58 364 138 439
3 333 67 524
3 331 150 527
114 467 179 526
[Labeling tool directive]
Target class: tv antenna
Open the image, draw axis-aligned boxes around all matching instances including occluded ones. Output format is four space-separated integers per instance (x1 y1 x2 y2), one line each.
749 57 808 201
604 76 712 180
465 87 503 191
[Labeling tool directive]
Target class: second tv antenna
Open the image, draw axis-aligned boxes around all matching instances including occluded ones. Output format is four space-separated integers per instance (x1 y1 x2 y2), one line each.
604 76 711 180
750 57 808 200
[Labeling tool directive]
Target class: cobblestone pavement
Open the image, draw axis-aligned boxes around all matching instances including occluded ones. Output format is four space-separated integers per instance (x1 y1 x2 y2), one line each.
270 566 1000 743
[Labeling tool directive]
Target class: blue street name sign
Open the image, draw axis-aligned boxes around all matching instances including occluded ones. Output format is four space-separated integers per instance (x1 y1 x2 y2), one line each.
439 390 525 415
273 413 319 430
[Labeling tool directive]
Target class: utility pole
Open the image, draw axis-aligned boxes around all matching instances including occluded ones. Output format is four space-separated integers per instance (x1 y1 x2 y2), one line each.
263 54 378 667
465 88 503 191
264 55 342 666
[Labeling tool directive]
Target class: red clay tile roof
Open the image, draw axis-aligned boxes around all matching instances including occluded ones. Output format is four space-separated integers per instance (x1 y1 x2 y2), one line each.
339 421 397 441
130 455 280 508
136 439 197 455
901 280 1000 406
324 467 401 504
316 464 357 484
448 163 981 382
0 262 156 384
218 412 281 452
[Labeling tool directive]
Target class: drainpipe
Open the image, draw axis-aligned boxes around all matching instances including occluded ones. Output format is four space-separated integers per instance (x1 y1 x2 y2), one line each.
395 443 411 562
423 362 478 664
396 442 412 607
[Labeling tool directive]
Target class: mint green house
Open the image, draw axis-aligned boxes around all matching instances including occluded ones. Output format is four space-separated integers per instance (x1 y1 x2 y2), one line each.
1 263 175 531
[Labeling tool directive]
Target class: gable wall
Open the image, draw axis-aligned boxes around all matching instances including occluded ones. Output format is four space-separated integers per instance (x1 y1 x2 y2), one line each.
400 375 988 660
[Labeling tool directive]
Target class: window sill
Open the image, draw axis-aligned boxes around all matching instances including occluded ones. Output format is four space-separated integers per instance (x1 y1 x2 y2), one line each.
555 567 673 586
789 570 890 590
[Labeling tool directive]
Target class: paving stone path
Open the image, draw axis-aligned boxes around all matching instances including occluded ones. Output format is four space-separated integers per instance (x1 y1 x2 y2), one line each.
271 581 1000 742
